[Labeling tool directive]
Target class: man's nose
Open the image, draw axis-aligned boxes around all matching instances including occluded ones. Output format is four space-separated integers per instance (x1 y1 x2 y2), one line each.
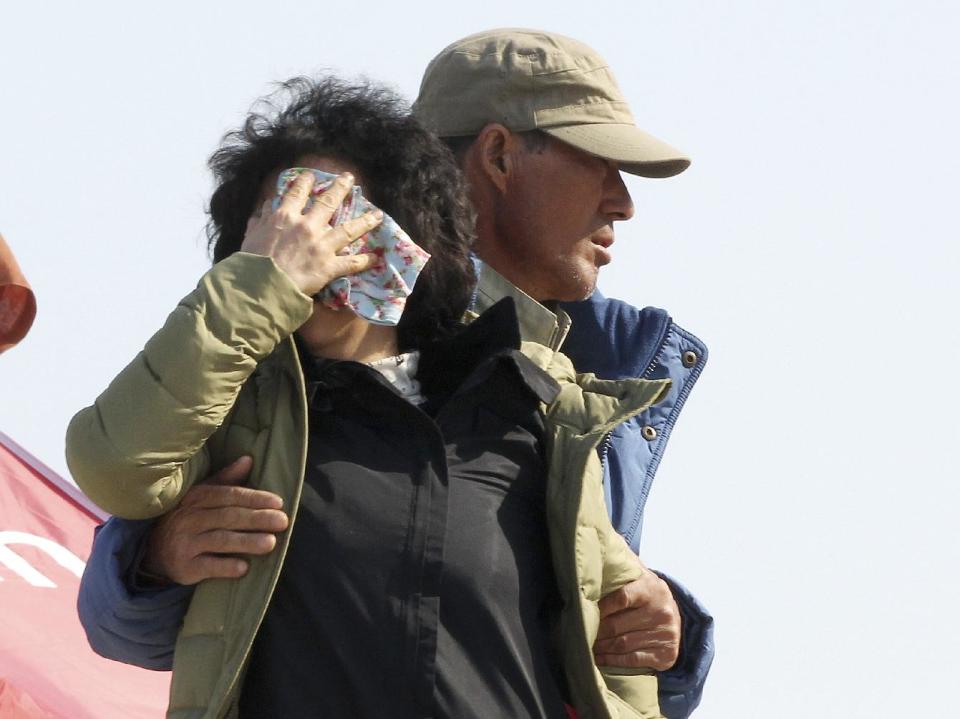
603 164 635 221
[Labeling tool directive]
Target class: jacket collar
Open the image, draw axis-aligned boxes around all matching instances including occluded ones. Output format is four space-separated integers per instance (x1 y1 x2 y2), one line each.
520 340 672 439
471 261 571 352
418 297 560 407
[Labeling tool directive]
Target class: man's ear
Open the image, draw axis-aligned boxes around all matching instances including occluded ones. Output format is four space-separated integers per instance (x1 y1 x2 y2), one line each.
469 123 517 194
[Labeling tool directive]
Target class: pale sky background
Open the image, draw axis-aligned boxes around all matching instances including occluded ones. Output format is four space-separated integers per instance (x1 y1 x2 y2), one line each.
2 2 958 717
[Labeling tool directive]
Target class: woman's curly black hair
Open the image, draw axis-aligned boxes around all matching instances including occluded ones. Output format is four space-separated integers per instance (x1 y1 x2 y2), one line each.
206 76 477 351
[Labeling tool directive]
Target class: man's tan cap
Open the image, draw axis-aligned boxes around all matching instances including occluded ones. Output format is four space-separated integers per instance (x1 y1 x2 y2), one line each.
414 28 690 178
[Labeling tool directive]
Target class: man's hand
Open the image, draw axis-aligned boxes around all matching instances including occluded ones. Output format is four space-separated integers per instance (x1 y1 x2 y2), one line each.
139 456 289 586
594 570 682 671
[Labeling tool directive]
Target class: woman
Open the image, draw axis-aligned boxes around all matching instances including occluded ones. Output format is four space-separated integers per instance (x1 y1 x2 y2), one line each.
67 77 668 719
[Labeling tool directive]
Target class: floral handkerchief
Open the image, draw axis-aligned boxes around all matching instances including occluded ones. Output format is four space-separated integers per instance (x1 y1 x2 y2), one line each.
274 168 431 326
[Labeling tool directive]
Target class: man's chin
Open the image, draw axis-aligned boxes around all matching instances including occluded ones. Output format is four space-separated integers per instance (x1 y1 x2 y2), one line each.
572 264 600 301
555 275 598 304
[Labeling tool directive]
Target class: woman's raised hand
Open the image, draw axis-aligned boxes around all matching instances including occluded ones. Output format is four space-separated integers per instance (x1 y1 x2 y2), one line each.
240 171 383 296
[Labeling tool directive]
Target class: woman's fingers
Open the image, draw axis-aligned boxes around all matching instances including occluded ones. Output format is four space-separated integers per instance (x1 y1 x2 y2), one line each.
325 209 384 252
307 210 383 286
329 250 380 279
278 169 318 216
304 172 355 226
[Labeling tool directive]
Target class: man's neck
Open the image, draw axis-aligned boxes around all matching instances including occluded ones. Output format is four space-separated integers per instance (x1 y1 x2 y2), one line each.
471 261 571 351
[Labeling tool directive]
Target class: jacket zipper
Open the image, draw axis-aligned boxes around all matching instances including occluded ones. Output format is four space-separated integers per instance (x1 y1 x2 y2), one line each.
598 431 613 477
641 324 672 380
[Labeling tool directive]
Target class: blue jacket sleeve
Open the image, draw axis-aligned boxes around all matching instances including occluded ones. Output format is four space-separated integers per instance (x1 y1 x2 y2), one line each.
77 516 193 670
654 571 715 719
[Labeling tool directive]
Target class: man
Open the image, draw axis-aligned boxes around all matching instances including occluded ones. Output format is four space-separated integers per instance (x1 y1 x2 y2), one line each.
419 31 713 717
78 29 713 718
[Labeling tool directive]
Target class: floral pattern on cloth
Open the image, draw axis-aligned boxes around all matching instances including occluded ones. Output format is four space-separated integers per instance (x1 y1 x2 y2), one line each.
274 168 431 326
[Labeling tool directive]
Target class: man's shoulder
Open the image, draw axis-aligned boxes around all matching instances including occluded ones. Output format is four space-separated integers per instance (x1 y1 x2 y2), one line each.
559 291 674 380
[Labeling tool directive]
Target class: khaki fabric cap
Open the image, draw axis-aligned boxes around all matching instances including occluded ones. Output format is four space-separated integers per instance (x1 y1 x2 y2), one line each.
414 28 690 178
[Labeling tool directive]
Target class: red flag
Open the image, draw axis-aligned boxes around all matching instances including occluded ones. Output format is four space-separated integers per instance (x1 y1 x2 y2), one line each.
0 431 168 718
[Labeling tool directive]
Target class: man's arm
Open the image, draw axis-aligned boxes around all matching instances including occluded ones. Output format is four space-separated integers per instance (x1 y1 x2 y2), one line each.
561 293 713 716
77 457 288 668
592 419 714 718
651 572 715 719
78 517 191 669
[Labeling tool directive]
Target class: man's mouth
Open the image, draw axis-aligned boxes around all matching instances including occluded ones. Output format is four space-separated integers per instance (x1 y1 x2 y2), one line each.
592 232 614 265
592 232 614 249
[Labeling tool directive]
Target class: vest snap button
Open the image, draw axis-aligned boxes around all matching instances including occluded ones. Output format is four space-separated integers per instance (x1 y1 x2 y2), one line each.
641 425 658 441
682 350 698 368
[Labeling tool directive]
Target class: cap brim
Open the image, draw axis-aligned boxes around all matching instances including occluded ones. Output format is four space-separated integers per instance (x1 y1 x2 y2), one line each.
542 124 690 178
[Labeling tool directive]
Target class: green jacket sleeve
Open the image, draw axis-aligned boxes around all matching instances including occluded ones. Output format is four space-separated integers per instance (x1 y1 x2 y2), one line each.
533 342 670 719
66 253 313 519
597 515 665 718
